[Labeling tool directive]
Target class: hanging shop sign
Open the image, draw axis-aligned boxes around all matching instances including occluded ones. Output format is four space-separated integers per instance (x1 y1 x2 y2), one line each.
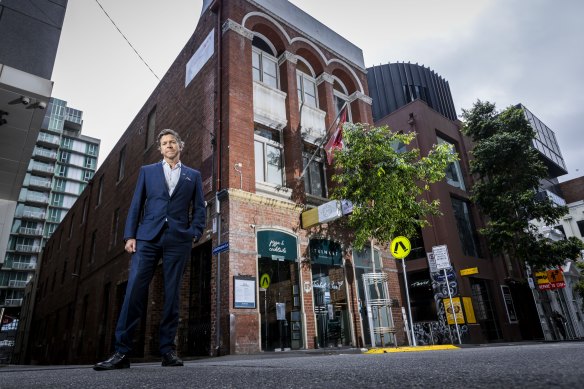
309 239 342 266
535 269 566 290
257 230 298 261
301 200 343 228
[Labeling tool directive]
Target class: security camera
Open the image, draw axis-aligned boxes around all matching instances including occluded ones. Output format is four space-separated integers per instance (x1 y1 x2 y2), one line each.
38 101 47 109
21 96 30 105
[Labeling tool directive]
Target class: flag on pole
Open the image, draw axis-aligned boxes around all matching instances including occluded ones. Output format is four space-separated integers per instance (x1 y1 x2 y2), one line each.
324 107 347 165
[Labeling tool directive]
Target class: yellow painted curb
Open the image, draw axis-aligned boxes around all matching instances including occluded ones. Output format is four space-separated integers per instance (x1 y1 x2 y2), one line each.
365 345 459 354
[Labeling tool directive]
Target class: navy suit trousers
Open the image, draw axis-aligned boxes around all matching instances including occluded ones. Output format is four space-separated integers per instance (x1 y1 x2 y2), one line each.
114 226 191 355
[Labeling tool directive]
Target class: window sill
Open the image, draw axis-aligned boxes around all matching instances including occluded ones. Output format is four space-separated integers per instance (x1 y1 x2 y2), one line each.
255 181 292 201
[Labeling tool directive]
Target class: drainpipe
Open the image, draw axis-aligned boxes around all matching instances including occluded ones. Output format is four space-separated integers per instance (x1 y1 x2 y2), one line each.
211 0 223 356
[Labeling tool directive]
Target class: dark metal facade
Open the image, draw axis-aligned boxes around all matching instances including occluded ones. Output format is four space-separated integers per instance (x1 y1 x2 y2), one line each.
367 62 457 122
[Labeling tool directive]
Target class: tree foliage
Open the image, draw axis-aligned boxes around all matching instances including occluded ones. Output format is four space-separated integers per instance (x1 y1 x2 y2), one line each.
329 123 457 250
461 100 584 268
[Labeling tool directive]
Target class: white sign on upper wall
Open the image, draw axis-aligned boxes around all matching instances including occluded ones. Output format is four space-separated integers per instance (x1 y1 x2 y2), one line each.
185 29 214 87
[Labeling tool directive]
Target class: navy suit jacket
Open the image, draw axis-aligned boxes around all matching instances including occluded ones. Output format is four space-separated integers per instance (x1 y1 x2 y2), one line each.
123 162 206 243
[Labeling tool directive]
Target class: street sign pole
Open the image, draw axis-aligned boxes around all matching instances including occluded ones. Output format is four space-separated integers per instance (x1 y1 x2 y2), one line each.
444 268 462 345
432 245 462 345
391 236 416 347
401 258 417 346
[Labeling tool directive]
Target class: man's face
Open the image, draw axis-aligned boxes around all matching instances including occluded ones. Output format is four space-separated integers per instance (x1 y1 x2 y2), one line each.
159 134 180 160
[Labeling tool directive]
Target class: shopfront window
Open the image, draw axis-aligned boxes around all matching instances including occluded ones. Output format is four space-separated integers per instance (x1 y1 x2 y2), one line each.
257 230 300 351
309 239 350 348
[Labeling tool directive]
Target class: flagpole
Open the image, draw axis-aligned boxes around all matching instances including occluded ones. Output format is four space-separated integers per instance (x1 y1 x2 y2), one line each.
299 102 348 180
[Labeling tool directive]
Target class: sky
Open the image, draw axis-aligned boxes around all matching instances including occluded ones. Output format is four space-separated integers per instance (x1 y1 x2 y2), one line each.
51 0 584 182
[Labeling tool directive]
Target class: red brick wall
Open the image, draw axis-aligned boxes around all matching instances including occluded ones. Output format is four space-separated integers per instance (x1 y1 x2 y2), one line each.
29 0 386 363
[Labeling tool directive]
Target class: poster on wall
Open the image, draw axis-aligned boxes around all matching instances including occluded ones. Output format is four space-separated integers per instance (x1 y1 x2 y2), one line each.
500 285 518 323
234 276 256 309
443 297 465 325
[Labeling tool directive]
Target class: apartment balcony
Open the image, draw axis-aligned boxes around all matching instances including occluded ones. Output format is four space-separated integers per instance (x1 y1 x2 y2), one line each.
18 227 44 236
8 280 28 288
14 244 40 253
32 147 58 162
535 189 566 207
300 104 327 144
28 177 52 190
24 193 49 205
4 262 37 271
21 210 46 220
30 162 55 177
37 132 60 148
2 299 23 307
253 81 287 130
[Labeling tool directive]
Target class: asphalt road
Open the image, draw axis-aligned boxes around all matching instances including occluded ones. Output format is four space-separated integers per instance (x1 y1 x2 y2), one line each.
1 342 582 388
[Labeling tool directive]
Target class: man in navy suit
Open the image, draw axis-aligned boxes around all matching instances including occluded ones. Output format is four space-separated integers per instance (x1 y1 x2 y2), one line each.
94 129 206 370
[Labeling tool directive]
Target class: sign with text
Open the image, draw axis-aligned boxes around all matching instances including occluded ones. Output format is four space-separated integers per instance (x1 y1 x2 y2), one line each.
257 230 298 261
212 242 229 255
443 297 464 325
535 269 566 290
460 267 479 276
432 245 451 270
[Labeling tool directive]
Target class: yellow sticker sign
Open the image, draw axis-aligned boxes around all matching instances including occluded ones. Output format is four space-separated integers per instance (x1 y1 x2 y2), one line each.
390 236 411 259
260 273 271 289
460 267 479 276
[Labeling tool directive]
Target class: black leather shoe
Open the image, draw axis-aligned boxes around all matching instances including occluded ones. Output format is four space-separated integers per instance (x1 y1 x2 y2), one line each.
161 350 183 367
93 352 130 371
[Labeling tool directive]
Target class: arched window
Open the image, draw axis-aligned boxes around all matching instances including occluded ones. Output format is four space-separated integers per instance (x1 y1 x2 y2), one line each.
296 59 317 108
252 35 278 89
332 77 351 120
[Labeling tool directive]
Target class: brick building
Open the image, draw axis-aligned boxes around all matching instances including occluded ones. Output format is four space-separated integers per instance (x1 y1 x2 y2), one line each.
367 63 523 344
27 0 406 364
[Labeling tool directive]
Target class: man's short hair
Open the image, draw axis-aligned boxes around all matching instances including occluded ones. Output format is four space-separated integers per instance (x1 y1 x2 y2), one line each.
157 129 185 151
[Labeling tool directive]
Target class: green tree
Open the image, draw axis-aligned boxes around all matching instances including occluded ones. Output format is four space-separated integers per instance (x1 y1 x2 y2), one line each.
461 100 583 268
329 123 457 250
574 261 584 310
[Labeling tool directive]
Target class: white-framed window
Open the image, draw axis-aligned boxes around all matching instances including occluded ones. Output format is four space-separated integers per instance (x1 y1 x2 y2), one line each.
296 58 318 108
54 178 65 192
56 164 67 177
84 157 96 169
87 143 98 156
437 136 465 190
333 78 351 117
252 48 278 89
51 193 64 207
297 72 317 108
48 208 60 223
254 127 283 186
61 137 72 149
59 151 69 163
303 149 326 198
83 170 94 182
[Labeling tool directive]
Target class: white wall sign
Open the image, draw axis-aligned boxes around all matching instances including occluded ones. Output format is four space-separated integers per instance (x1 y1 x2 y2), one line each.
432 245 451 270
185 29 214 87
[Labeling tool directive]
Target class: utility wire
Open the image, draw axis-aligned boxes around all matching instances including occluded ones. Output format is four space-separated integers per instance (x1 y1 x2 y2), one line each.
92 0 215 146
93 0 160 80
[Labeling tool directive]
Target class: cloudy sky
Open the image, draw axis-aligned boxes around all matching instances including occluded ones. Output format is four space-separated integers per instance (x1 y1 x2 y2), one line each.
51 0 584 181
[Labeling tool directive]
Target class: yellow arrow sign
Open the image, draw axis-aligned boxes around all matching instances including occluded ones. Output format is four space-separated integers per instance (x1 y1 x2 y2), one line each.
391 236 411 259
260 273 271 289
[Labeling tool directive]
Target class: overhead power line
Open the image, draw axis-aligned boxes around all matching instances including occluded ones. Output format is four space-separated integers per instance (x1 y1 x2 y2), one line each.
93 0 160 80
